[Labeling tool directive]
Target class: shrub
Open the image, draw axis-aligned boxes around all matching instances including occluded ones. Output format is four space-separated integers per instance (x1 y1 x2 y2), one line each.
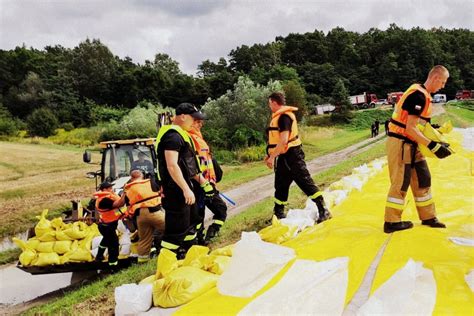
236 145 266 163
60 122 75 131
349 109 392 130
213 149 237 164
26 107 59 137
0 105 23 136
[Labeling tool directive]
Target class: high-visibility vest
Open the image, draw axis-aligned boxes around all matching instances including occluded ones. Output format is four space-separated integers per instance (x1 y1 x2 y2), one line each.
155 124 200 181
388 84 432 142
189 129 217 183
94 191 123 223
266 106 302 155
124 179 161 215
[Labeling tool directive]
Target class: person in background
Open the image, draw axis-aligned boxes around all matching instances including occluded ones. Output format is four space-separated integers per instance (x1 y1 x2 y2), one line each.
94 181 123 268
265 92 331 223
189 118 227 245
131 152 154 176
384 65 450 233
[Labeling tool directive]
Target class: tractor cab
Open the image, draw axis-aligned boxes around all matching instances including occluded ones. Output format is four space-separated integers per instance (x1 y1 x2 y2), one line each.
83 138 157 193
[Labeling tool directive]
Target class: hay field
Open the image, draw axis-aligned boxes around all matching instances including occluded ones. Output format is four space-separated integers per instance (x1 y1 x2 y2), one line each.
0 141 100 237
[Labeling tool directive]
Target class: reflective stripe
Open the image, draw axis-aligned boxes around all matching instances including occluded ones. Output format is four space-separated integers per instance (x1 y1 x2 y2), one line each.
387 197 405 204
161 240 179 250
386 201 404 210
431 143 441 152
415 199 434 207
184 233 197 241
274 198 289 205
137 257 149 263
414 194 433 202
108 261 118 266
213 219 224 226
309 191 323 199
196 223 202 229
98 245 107 249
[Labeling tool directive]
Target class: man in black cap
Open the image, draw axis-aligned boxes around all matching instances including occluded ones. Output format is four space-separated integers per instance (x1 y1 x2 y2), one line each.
93 181 123 268
155 103 213 259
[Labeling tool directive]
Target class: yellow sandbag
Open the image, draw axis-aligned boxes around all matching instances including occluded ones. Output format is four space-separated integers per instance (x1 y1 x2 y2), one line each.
36 241 55 253
155 248 179 279
418 122 455 158
26 238 40 250
182 245 209 268
55 230 74 241
53 240 72 255
67 247 93 262
63 221 88 239
37 230 56 242
34 209 52 237
153 266 219 308
78 233 94 250
209 244 234 257
258 217 298 244
33 252 60 266
50 217 66 231
139 275 156 285
12 237 37 266
204 255 231 275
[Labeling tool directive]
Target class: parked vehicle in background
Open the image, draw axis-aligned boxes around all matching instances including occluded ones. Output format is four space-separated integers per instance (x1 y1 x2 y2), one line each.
455 90 474 100
375 99 388 106
387 92 404 106
349 92 377 109
433 94 447 103
312 104 336 115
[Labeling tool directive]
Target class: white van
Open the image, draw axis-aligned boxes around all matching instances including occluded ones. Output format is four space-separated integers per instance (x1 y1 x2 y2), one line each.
433 94 446 103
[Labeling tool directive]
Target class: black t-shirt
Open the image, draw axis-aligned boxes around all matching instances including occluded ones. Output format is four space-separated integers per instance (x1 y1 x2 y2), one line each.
157 130 198 192
98 197 114 210
278 114 292 132
401 90 427 116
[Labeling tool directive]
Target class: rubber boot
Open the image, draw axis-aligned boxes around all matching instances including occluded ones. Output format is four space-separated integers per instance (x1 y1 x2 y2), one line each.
273 203 286 219
383 221 414 233
421 217 446 228
313 196 332 223
204 223 221 244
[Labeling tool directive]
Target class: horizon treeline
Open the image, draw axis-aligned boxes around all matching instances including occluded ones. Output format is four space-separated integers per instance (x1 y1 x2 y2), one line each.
0 24 473 129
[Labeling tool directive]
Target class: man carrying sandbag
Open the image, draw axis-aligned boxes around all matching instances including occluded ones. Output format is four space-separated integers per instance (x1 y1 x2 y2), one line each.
114 170 164 263
189 118 227 245
94 181 123 267
384 65 451 233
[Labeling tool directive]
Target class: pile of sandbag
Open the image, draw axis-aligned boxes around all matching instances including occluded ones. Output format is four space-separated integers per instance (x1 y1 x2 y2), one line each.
13 209 100 266
90 221 134 260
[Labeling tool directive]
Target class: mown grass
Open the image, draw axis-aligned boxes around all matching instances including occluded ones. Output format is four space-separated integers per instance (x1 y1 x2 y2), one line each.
432 104 474 128
27 141 386 315
0 247 22 265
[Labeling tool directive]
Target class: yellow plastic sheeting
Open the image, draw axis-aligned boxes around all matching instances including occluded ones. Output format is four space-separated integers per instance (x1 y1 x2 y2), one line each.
175 166 390 315
371 131 474 315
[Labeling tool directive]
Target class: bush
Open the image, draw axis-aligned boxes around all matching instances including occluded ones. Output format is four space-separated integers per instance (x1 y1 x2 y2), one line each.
213 149 237 164
348 109 392 130
236 145 266 163
26 107 59 137
0 105 23 136
60 122 75 131
48 127 101 146
91 105 128 124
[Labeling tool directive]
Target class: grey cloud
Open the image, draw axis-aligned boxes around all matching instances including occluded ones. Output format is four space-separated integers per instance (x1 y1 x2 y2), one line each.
136 0 232 17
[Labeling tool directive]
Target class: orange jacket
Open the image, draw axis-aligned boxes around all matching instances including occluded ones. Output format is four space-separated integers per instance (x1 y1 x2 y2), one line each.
189 129 217 183
94 191 123 223
266 106 301 155
388 84 432 141
124 179 161 216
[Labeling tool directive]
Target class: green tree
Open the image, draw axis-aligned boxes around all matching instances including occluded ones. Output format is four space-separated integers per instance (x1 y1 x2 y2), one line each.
331 79 353 123
26 107 59 137
283 80 308 120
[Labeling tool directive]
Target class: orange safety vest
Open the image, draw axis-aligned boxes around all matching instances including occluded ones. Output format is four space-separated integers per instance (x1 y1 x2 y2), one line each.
124 179 161 215
94 191 123 223
266 106 302 155
388 83 432 142
189 129 217 183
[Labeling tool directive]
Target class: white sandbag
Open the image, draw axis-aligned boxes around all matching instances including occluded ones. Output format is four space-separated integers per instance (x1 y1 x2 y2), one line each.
331 190 349 205
119 231 131 245
357 259 436 316
91 236 103 250
217 232 295 297
90 247 107 259
466 270 474 292
238 257 349 316
114 283 152 315
341 175 364 191
448 237 474 247
117 220 128 234
119 244 131 256
281 201 317 231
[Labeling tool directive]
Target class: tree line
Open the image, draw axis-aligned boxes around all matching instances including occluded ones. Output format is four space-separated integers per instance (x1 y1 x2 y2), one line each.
0 24 472 136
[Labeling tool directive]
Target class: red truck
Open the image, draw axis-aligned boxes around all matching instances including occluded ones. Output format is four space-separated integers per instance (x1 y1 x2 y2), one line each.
387 92 404 106
349 92 378 109
455 90 474 100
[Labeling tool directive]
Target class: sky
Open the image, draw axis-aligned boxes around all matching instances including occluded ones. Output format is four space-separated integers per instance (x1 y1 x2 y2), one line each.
1 0 473 75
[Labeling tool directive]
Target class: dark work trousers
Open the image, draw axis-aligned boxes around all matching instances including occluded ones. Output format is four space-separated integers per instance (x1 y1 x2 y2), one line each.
98 221 119 263
274 146 320 203
195 184 228 240
161 187 200 251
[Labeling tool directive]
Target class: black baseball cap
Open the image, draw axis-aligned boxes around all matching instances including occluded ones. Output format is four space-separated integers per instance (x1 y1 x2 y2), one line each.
99 181 113 190
175 103 206 120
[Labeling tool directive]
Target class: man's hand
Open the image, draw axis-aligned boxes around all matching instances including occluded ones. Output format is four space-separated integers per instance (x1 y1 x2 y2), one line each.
427 141 452 159
264 156 275 169
183 187 195 205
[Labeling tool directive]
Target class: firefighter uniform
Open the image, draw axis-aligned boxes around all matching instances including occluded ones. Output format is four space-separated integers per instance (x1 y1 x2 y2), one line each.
156 125 201 258
385 83 437 223
189 128 227 243
267 106 330 222
94 188 123 265
124 178 164 262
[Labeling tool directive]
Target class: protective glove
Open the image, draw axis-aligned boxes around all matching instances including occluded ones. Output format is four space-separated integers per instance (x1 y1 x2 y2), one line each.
201 181 216 198
427 141 452 159
430 123 441 129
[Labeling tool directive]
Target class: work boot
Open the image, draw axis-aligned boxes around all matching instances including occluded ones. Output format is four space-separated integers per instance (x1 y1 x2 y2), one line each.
176 247 187 260
204 223 221 244
383 221 414 233
273 204 286 219
421 217 446 228
313 196 332 224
